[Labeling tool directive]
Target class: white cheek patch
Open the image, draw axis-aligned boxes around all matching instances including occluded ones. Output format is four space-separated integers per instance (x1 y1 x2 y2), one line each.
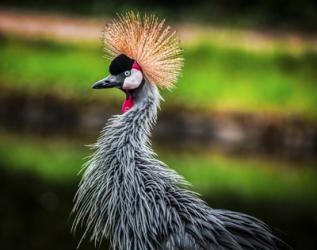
122 69 143 90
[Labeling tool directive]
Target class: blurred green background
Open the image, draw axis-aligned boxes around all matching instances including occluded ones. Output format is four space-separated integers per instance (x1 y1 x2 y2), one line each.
0 1 317 249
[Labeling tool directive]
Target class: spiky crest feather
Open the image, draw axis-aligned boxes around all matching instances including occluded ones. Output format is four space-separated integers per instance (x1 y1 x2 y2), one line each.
103 11 183 88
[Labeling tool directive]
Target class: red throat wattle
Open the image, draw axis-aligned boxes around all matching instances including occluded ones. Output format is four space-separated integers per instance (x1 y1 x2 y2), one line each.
121 61 140 113
122 96 134 113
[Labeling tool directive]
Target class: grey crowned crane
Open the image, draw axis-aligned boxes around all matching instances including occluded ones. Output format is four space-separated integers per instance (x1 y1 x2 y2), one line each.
72 12 289 250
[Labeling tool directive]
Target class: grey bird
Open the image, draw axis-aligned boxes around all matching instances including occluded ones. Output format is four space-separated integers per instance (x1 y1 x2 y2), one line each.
72 12 290 250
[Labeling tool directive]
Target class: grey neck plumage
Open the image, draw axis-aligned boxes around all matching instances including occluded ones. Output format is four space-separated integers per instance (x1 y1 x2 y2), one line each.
128 79 161 135
72 80 286 250
72 81 180 248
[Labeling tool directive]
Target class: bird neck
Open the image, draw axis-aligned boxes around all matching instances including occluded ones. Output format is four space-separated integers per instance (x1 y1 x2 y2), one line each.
123 81 161 134
73 81 173 248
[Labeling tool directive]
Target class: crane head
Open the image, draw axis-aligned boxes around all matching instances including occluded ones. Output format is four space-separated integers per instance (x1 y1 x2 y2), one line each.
92 54 144 91
92 54 144 113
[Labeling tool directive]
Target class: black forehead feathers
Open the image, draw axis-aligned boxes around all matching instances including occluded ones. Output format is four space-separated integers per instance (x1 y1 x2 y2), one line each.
109 54 134 75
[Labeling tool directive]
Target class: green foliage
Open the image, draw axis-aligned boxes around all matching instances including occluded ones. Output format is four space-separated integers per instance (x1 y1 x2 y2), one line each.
0 134 316 202
165 152 317 201
0 37 106 93
1 36 317 117
0 136 85 182
168 44 317 115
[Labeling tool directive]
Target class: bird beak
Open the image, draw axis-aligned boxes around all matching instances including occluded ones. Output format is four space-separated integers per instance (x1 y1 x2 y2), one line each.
92 75 122 89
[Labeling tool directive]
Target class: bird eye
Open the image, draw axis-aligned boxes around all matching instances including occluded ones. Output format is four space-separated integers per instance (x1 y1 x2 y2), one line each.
124 70 131 77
